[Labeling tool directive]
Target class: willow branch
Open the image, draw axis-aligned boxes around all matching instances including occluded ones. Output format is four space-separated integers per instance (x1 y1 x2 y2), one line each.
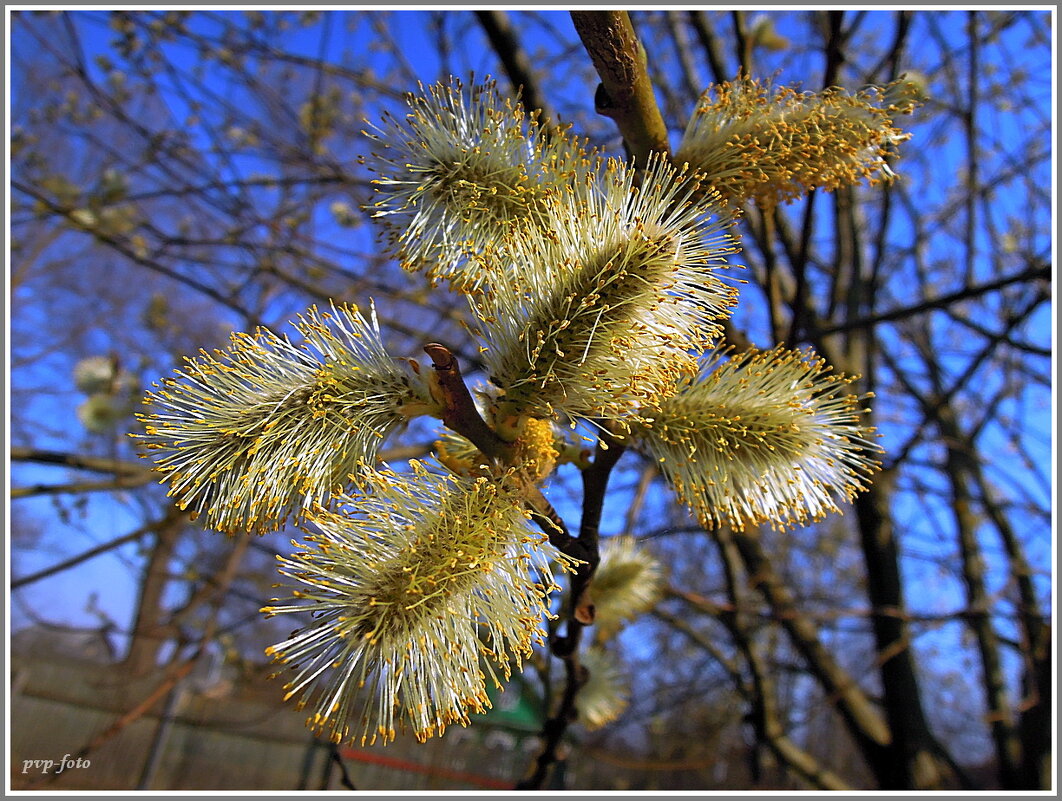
729 10 752 76
11 443 433 499
515 643 587 790
729 527 892 752
659 596 854 791
687 9 731 85
422 342 575 550
166 534 251 629
11 179 254 321
571 10 671 163
11 476 155 499
423 342 508 460
621 463 658 536
816 262 1051 336
518 431 625 790
569 432 625 627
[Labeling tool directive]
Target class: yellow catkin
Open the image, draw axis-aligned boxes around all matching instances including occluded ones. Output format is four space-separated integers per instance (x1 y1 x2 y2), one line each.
677 76 918 209
511 417 559 482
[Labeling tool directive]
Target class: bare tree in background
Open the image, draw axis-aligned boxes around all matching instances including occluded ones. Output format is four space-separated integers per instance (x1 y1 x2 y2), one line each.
8 9 1052 790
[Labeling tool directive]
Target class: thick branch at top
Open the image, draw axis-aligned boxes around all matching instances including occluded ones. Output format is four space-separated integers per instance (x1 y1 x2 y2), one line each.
571 11 671 164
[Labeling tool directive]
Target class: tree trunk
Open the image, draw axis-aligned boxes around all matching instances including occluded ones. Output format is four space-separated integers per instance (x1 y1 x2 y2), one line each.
853 474 957 788
120 512 183 674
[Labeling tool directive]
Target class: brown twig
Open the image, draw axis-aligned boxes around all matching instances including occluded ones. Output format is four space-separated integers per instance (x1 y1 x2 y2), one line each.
569 432 626 627
516 645 588 790
420 343 625 788
423 342 509 460
621 462 658 536
9 446 152 477
422 343 576 549
687 9 732 86
815 262 1051 336
11 476 155 498
517 432 626 789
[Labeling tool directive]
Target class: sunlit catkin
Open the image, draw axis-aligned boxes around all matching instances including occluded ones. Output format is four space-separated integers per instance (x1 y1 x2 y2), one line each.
475 153 740 426
676 76 919 208
127 71 912 751
632 347 882 531
591 536 664 642
261 464 577 745
364 77 594 293
136 303 440 534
